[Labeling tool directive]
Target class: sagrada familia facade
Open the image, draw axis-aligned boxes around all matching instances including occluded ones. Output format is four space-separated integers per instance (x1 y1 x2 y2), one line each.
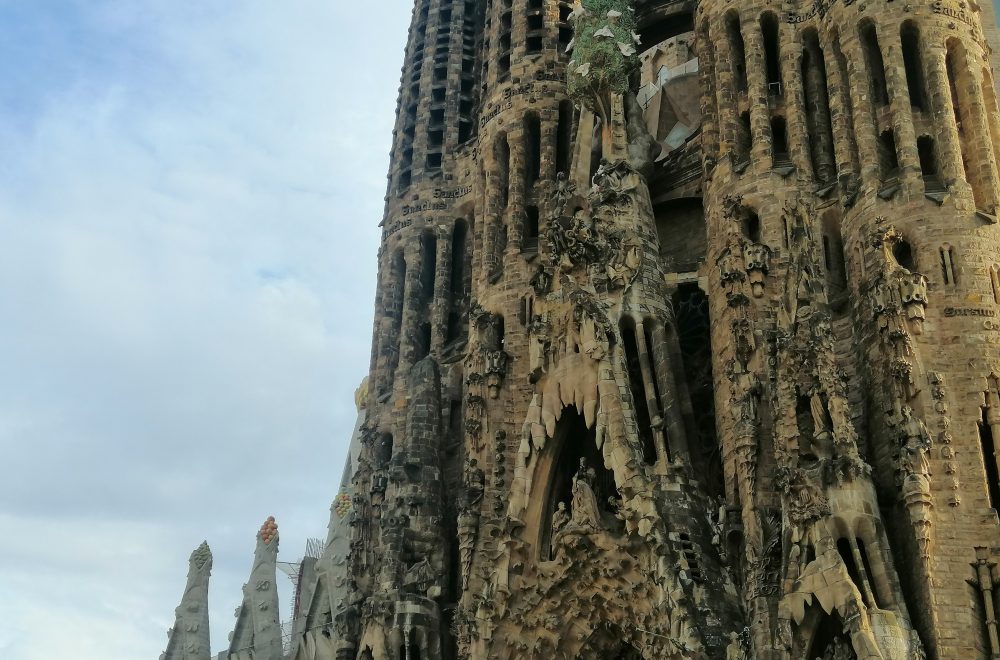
162 0 1000 657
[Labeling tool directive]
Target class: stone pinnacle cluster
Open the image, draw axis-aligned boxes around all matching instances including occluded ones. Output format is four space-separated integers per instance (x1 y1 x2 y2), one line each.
163 0 1000 658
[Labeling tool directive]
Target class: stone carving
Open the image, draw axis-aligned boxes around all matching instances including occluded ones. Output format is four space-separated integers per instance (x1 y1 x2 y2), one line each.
571 458 602 529
161 542 213 660
227 518 282 660
743 242 770 298
899 406 933 557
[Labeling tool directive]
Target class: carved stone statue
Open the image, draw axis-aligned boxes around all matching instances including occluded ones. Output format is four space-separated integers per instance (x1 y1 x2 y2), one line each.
571 458 601 529
464 458 486 507
551 501 570 540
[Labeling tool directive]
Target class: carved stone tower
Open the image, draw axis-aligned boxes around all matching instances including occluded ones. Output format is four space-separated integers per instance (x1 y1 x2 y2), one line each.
162 0 1000 658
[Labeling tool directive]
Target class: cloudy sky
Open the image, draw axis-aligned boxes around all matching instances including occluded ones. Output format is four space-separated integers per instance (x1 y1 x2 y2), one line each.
0 1 410 657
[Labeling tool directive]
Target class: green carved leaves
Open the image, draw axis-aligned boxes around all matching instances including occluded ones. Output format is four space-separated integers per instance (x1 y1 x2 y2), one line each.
567 0 640 112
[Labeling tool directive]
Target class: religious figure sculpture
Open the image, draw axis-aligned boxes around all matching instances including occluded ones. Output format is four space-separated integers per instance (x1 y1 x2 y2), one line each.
571 458 602 529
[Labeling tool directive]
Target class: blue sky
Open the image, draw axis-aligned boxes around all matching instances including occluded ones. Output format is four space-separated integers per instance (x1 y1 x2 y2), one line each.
0 1 410 657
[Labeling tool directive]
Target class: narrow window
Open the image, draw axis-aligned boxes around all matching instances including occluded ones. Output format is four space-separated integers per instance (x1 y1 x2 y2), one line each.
860 20 889 107
736 111 752 165
901 22 927 110
415 322 432 360
446 219 469 343
742 208 761 243
940 245 957 285
771 116 789 167
496 134 510 209
524 112 542 188
990 265 1000 304
980 403 1000 509
918 136 938 176
725 12 748 92
621 319 657 465
837 538 870 606
761 12 782 95
524 206 540 251
556 100 574 176
878 130 900 180
420 232 437 304
388 251 407 373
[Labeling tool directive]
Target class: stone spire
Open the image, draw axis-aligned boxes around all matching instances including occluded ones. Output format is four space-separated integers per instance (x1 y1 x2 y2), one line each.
227 517 282 660
161 541 212 660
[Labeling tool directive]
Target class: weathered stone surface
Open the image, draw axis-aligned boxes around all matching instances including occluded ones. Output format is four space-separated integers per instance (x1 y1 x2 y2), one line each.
163 0 1000 657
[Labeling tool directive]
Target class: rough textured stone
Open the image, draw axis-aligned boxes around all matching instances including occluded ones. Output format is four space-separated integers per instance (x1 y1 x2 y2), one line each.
163 0 1000 658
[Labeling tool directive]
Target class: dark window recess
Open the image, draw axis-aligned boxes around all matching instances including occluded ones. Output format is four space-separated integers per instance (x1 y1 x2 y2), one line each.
736 111 752 165
524 113 542 187
621 319 657 465
526 36 543 53
837 538 870 606
674 285 723 499
726 12 748 92
527 14 543 31
901 22 928 110
878 130 900 180
982 403 1000 510
496 134 511 208
420 232 437 303
740 209 761 243
771 116 790 166
861 20 889 107
893 239 915 271
426 152 443 169
761 13 782 94
524 206 540 251
446 219 470 343
918 136 937 176
556 100 574 175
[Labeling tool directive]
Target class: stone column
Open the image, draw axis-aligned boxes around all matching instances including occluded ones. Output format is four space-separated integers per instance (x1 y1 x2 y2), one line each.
778 29 813 177
881 31 921 191
432 229 452 353
956 50 1000 211
710 18 740 164
840 36 882 187
924 45 966 191
635 320 669 464
822 33 859 185
651 324 691 462
803 37 837 183
742 22 771 169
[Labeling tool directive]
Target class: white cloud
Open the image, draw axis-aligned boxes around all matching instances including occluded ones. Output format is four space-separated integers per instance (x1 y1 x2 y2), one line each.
0 1 410 656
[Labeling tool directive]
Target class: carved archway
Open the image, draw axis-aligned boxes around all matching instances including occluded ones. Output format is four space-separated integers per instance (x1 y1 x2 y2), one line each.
532 405 620 560
804 612 856 660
